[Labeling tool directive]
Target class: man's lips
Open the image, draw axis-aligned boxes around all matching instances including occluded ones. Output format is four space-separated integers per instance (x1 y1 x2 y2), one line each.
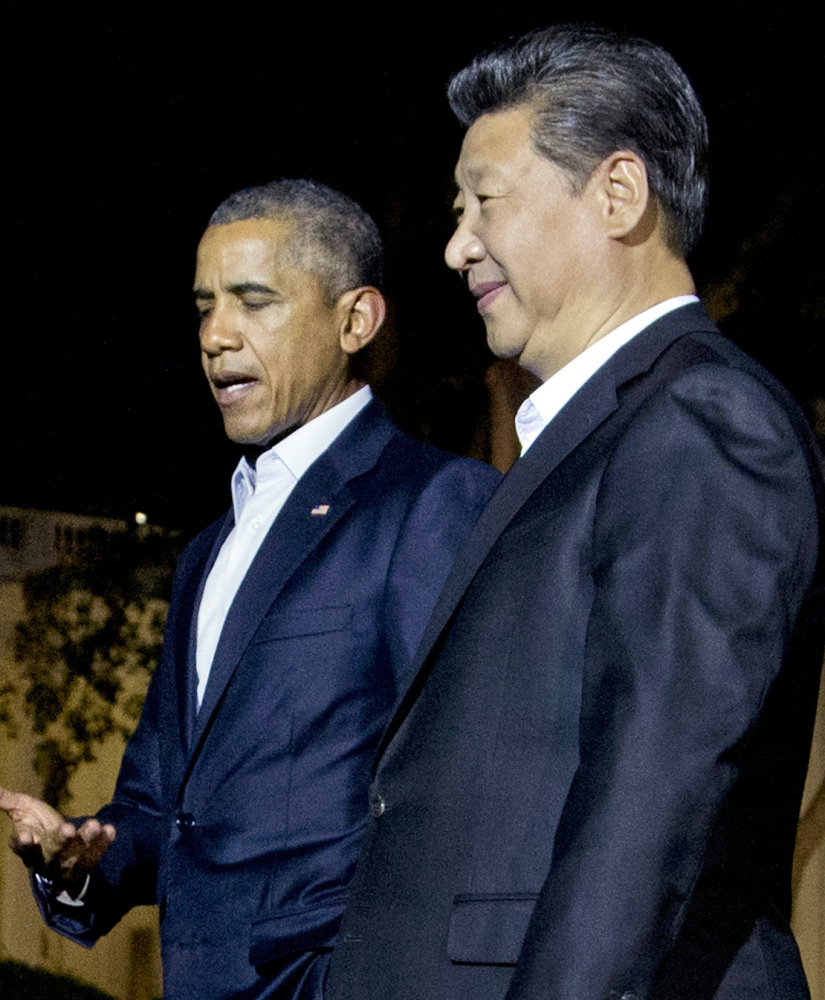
471 281 507 314
210 371 260 405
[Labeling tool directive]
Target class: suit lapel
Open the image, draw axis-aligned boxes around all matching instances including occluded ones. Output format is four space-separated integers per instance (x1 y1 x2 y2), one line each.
425 369 619 654
375 304 720 764
146 513 228 798
373 370 621 763
150 515 231 775
179 515 233 755
189 400 397 757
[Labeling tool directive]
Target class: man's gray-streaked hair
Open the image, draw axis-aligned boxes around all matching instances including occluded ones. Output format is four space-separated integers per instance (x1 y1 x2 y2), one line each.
448 25 709 257
209 179 384 302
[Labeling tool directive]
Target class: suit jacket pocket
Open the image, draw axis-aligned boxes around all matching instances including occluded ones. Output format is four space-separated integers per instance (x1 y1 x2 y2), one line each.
252 605 353 643
448 893 538 965
249 896 347 965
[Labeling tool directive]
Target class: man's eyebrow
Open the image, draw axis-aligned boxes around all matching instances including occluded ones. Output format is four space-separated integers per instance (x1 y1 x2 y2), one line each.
194 282 278 298
451 164 490 211
228 282 277 296
460 163 487 186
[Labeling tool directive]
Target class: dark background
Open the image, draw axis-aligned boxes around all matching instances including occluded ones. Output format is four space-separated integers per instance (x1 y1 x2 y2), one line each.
5 2 822 536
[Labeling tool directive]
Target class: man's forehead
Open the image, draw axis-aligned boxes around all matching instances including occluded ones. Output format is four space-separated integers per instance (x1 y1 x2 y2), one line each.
194 217 303 285
454 160 489 189
455 105 537 184
198 216 295 254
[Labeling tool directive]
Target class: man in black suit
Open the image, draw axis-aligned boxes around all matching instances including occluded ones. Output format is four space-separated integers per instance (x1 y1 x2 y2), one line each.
0 180 499 999
327 26 825 1000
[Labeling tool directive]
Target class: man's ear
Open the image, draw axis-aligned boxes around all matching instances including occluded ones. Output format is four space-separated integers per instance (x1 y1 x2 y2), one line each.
590 150 654 243
337 287 386 355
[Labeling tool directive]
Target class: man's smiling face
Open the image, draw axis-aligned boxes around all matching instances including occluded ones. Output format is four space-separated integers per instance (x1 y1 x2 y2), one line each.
445 104 603 381
194 217 352 448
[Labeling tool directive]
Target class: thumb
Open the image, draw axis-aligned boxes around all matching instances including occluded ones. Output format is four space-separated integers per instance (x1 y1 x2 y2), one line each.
0 786 24 813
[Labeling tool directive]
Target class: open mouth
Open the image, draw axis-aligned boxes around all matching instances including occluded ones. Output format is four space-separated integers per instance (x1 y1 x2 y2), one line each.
211 371 259 404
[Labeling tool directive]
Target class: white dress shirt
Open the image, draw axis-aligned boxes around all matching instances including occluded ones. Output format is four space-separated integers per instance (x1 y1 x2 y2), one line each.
41 386 373 906
195 385 372 707
516 296 698 454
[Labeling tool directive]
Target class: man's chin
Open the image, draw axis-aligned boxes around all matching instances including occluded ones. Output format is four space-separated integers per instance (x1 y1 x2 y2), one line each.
224 422 274 450
485 326 526 363
225 420 302 455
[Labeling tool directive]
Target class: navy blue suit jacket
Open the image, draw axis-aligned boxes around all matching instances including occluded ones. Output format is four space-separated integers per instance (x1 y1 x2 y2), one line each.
328 306 825 1000
35 400 499 999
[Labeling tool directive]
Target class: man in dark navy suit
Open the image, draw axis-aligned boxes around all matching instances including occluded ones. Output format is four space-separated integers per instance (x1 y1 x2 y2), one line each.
0 180 499 999
327 27 825 1000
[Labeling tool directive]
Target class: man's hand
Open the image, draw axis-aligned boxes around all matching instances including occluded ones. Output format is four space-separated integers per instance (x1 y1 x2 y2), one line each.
0 785 115 893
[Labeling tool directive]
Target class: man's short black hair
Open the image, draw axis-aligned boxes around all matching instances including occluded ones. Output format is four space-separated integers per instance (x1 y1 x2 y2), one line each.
448 25 709 256
209 179 384 303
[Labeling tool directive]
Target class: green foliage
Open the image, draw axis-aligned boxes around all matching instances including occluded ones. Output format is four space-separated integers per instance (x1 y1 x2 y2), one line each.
0 682 17 737
8 528 175 809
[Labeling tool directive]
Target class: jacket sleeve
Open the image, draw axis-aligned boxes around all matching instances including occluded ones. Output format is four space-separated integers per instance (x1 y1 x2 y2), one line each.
506 364 823 999
383 455 501 693
30 664 166 945
29 528 215 945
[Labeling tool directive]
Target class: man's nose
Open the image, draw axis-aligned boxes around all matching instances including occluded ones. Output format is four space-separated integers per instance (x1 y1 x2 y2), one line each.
199 306 243 356
444 222 486 271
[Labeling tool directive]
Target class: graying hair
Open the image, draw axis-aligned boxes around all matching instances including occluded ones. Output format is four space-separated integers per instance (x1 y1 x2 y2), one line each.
448 25 709 256
209 179 384 302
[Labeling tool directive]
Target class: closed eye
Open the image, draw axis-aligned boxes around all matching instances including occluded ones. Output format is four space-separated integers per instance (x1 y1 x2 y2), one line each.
241 299 274 311
195 298 213 320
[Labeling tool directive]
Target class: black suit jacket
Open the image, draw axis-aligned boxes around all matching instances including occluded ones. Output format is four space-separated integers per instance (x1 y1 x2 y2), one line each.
327 306 825 1000
33 400 500 1000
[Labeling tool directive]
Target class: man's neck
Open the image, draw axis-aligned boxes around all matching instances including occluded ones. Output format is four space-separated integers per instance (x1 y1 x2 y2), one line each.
523 249 695 383
242 378 368 467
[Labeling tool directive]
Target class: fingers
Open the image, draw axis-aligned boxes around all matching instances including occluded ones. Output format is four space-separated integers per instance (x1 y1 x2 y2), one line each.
51 819 116 888
0 784 28 818
68 818 117 866
0 785 19 810
0 786 115 887
0 787 64 832
0 788 66 869
60 820 81 842
12 835 49 872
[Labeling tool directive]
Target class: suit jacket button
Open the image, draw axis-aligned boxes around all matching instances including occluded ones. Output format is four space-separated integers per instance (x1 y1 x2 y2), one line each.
369 793 386 818
175 813 196 832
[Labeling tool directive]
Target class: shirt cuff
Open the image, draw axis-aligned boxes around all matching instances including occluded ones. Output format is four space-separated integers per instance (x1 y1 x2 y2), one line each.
35 872 91 907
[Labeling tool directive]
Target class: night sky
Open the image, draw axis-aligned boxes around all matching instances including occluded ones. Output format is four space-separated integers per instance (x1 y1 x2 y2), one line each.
5 2 822 537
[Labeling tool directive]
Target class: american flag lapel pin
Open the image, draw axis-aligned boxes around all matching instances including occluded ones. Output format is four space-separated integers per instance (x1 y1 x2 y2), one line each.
311 504 330 516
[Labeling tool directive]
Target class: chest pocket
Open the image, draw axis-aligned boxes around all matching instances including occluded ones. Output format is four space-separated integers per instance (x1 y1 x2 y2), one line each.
252 605 353 643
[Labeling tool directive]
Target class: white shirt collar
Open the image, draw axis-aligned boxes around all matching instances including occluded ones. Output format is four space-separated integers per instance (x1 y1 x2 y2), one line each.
231 385 372 521
516 296 698 454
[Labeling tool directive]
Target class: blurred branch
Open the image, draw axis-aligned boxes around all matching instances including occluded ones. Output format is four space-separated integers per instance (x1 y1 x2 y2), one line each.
10 530 174 809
